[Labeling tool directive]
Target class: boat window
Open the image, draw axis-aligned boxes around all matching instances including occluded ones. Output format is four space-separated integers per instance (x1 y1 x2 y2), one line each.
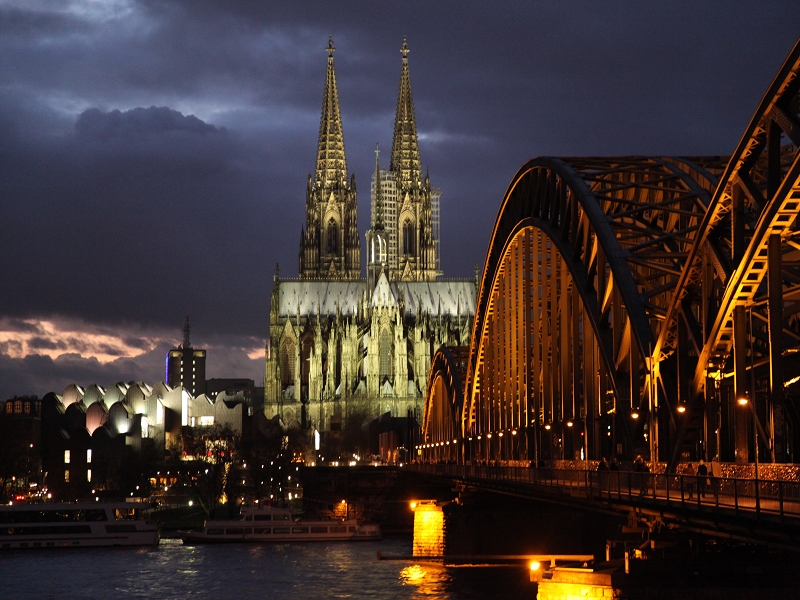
254 515 271 521
207 528 224 535
2 525 92 536
310 527 327 533
329 526 347 533
253 528 270 534
0 509 107 524
272 527 291 534
115 508 137 521
348 526 356 533
226 528 244 534
292 527 308 534
273 514 290 521
245 515 252 521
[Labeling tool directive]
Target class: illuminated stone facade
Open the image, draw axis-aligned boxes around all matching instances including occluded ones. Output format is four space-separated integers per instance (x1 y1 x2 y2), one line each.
264 39 475 445
40 381 249 500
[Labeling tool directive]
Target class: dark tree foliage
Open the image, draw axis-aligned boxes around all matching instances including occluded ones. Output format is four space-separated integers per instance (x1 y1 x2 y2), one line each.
170 424 244 518
340 408 370 458
0 435 37 503
243 416 306 505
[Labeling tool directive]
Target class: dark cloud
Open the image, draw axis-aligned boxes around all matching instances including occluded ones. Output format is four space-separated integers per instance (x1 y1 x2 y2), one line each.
1 0 798 397
26 337 65 351
75 106 222 142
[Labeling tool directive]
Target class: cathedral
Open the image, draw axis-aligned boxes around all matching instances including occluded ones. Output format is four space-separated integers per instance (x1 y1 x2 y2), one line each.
264 38 476 447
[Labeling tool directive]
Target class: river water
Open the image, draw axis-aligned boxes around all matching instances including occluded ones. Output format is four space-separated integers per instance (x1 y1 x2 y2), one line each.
0 537 533 600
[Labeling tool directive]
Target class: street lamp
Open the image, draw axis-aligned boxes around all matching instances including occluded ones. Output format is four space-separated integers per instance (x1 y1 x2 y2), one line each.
738 394 760 511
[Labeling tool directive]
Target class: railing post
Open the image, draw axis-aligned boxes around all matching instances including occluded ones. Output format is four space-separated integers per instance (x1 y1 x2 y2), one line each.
779 480 784 523
734 479 739 518
755 477 761 518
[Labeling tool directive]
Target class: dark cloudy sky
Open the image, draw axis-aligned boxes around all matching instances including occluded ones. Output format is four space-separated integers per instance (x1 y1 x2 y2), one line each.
1 0 798 400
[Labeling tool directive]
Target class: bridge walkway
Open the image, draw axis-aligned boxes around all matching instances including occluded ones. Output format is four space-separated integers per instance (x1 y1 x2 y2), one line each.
410 463 800 547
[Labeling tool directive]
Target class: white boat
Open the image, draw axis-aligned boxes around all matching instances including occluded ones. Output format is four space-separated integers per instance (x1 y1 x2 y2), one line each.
179 505 381 544
0 501 160 549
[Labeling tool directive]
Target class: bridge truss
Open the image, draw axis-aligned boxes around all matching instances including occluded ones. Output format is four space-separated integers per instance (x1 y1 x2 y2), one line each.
422 39 800 471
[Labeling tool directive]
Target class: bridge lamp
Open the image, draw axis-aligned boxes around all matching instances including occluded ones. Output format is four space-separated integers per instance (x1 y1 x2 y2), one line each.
566 421 574 428
544 424 552 431
530 561 541 571
498 432 504 438
487 433 493 439
631 410 639 420
677 404 686 414
737 396 749 406
511 430 517 436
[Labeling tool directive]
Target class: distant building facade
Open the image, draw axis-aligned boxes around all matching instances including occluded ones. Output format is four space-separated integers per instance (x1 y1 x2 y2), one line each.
166 318 206 396
39 381 250 501
264 38 476 448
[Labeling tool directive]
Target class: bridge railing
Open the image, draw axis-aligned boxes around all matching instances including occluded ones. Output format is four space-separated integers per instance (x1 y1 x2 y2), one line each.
410 463 800 522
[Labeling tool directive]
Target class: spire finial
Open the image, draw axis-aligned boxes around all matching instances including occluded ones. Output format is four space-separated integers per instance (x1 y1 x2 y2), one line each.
327 36 335 61
401 37 409 61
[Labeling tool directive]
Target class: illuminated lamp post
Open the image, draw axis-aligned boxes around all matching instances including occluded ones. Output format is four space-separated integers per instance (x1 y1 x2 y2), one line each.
738 394 760 511
647 343 658 466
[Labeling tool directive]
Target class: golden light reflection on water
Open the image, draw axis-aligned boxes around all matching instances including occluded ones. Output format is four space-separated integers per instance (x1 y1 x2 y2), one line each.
399 563 451 596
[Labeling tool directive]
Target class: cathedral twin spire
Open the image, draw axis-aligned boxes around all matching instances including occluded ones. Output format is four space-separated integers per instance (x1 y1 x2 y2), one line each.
301 37 434 282
390 38 422 188
315 38 348 188
300 37 360 281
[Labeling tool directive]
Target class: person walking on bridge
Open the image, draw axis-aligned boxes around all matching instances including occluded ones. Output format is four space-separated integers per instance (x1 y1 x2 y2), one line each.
697 460 708 498
685 463 697 499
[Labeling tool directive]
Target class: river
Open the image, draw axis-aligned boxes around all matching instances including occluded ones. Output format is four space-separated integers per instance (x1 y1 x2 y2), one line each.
0 537 533 599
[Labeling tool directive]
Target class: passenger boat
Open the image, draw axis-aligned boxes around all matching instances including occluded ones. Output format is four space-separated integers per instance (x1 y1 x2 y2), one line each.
179 505 381 544
0 501 160 549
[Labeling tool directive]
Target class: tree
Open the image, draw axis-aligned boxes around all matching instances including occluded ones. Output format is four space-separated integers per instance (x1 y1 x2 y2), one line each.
0 436 34 503
175 424 244 518
244 416 307 505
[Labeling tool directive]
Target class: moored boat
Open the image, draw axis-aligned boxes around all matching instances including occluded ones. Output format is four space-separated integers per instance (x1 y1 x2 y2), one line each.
179 505 381 544
0 501 160 549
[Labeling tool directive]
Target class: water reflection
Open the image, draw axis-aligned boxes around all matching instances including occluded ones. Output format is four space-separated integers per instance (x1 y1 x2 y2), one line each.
1 537 530 599
399 563 451 595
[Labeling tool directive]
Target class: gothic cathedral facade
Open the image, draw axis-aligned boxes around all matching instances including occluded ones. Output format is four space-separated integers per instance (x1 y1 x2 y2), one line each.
264 39 476 449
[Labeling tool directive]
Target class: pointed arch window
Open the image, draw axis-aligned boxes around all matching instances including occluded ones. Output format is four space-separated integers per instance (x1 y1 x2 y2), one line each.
379 330 392 381
280 339 296 386
402 219 415 255
327 218 339 254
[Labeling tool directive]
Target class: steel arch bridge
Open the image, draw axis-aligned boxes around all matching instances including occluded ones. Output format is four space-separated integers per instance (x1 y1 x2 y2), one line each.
421 38 800 472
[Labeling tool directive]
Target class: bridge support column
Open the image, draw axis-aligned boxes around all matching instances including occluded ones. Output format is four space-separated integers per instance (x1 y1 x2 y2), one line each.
411 500 444 556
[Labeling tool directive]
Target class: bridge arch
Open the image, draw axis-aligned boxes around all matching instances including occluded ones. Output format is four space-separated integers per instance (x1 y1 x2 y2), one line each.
421 38 800 471
461 156 719 465
420 347 467 463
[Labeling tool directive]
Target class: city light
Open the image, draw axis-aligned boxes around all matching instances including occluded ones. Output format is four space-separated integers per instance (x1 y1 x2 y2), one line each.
738 397 749 406
631 411 639 419
677 405 686 413
530 561 541 571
